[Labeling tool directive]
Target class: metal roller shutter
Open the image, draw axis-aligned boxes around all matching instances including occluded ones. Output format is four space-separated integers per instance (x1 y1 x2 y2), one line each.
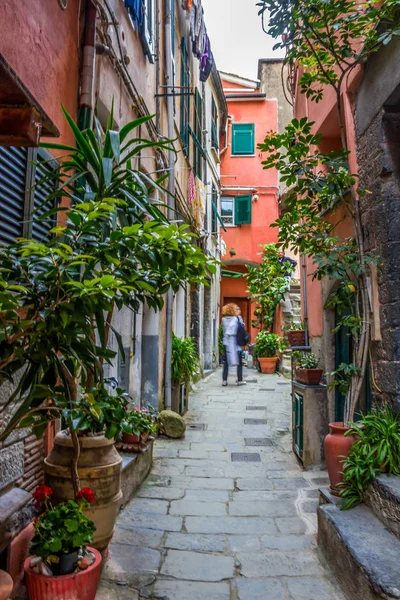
32 149 58 242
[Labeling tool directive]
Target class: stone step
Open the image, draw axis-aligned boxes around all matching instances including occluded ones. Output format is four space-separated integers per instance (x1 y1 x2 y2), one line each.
366 475 400 539
289 293 301 302
318 494 400 600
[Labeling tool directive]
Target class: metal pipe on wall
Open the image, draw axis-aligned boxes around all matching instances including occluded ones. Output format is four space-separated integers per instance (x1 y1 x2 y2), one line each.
164 0 176 410
302 253 309 345
79 0 97 130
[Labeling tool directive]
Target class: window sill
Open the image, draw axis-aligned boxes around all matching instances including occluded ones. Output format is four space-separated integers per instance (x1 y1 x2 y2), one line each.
231 154 256 158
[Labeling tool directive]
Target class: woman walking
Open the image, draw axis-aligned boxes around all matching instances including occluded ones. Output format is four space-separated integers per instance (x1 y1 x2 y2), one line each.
221 303 246 386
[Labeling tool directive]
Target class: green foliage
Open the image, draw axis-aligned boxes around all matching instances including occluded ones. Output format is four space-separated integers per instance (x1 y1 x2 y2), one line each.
339 406 400 509
247 244 291 330
218 323 224 358
257 0 400 102
0 108 215 440
255 331 285 358
171 333 200 385
255 0 400 422
295 352 319 369
31 496 95 560
123 407 157 436
288 321 306 332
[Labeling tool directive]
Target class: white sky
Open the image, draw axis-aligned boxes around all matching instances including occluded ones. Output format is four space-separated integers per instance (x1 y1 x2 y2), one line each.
201 0 283 81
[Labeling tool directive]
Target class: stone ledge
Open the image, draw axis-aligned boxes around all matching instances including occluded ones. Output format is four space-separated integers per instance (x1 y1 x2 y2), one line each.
366 474 400 539
318 502 400 599
119 439 154 509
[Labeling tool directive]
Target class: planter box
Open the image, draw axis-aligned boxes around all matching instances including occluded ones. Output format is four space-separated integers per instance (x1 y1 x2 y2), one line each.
295 368 323 385
287 330 306 347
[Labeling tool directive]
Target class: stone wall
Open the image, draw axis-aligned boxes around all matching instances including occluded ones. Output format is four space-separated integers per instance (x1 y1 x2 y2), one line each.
356 106 400 410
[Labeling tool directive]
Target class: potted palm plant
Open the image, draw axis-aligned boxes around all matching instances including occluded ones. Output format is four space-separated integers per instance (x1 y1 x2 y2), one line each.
255 332 285 374
171 334 200 414
24 485 101 600
294 352 323 385
0 108 215 551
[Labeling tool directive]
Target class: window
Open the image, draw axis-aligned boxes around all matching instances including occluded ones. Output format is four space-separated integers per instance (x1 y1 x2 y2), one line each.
211 96 219 151
232 123 255 156
141 0 155 62
0 146 58 245
221 196 234 226
221 195 252 226
180 38 191 155
211 185 218 235
191 88 204 179
124 0 154 63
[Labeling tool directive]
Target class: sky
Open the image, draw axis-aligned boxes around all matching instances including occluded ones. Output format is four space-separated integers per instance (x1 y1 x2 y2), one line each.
201 0 283 81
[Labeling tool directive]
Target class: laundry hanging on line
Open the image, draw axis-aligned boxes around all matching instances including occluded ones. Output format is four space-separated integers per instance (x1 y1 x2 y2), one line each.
124 0 143 28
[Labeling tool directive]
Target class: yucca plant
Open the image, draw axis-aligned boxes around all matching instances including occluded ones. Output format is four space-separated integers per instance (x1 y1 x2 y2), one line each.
339 406 400 509
171 334 200 385
0 107 215 493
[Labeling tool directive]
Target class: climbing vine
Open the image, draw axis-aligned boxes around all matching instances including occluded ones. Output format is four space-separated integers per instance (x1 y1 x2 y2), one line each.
257 0 400 423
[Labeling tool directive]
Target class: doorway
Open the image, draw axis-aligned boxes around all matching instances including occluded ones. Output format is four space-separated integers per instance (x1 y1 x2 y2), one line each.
223 297 251 333
334 306 371 421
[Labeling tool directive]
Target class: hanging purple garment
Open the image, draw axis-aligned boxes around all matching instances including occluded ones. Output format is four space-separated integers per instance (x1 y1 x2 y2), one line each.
200 38 214 82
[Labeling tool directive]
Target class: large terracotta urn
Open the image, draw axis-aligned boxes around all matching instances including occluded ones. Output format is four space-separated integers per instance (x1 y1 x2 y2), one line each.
44 432 122 551
324 422 357 496
258 357 278 374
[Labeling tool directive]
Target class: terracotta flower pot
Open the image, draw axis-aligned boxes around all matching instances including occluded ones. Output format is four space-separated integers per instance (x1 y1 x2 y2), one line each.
44 433 122 551
122 432 141 445
258 357 278 374
287 330 306 347
295 368 323 386
324 422 358 496
24 547 101 600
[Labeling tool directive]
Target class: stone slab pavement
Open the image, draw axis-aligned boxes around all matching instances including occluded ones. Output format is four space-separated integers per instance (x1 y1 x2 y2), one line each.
97 369 347 600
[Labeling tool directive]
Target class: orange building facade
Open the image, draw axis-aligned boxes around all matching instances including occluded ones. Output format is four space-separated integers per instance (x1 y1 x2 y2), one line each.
218 70 281 341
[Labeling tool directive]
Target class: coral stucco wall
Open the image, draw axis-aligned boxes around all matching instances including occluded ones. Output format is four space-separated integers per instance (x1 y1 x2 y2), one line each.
0 0 81 145
220 76 280 338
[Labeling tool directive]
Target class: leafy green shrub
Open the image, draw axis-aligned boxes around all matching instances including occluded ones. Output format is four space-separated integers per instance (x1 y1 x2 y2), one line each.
339 406 400 509
255 331 285 358
171 334 200 385
288 321 306 331
295 352 320 369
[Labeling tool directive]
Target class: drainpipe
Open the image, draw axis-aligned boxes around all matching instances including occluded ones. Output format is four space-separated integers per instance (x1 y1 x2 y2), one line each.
301 254 309 346
79 0 97 130
164 0 176 410
220 116 232 156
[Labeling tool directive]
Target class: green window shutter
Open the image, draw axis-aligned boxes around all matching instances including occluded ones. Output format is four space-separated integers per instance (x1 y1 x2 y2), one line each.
235 194 252 225
232 123 254 155
180 38 190 155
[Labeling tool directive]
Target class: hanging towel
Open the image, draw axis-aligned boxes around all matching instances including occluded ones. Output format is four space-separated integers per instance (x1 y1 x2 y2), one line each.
187 169 196 206
200 37 214 82
182 0 193 10
124 0 143 27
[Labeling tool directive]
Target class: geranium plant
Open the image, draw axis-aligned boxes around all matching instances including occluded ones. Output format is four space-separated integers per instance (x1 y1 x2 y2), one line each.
30 485 96 574
123 408 156 437
295 352 320 370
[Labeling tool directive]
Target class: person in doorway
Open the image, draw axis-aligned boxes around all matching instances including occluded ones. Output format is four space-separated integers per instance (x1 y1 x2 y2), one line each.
221 303 246 387
278 250 297 313
236 306 247 367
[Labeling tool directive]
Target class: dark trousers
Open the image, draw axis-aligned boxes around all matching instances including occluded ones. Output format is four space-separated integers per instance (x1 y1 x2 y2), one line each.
223 347 243 382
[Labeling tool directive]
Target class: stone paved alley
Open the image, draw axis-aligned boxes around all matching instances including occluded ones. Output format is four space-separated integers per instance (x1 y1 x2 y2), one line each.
97 370 346 600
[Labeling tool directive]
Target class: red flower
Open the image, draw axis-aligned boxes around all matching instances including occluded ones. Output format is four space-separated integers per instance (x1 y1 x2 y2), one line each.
77 488 95 504
32 485 53 504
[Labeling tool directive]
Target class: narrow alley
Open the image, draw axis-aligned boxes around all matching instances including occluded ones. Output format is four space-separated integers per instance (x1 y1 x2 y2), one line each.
97 371 345 600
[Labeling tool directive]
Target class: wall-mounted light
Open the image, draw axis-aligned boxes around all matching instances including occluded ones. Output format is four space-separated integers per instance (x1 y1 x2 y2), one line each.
252 194 259 202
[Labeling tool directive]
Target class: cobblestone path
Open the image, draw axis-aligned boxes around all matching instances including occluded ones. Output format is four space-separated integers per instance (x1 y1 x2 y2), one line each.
97 369 346 600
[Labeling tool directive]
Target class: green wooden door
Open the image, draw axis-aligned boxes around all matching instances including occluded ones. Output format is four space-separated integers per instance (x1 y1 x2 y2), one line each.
334 306 371 421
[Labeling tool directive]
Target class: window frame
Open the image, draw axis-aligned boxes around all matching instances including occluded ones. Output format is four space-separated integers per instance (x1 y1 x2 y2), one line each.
0 146 59 245
231 123 255 156
140 0 155 63
211 184 218 235
221 196 235 227
211 96 219 152
191 88 204 180
180 37 191 156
